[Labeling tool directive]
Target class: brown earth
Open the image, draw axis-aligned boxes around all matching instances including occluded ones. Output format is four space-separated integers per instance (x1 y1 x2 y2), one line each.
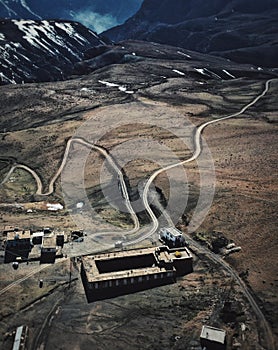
0 41 277 349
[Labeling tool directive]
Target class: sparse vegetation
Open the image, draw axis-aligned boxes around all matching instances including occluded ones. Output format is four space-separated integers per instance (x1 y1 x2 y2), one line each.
0 39 277 349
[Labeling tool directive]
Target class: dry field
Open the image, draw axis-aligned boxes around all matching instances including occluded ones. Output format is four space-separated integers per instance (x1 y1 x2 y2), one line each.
0 41 277 349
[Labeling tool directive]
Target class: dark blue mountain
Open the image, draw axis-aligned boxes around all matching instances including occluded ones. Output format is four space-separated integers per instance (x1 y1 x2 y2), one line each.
104 0 278 67
0 0 144 33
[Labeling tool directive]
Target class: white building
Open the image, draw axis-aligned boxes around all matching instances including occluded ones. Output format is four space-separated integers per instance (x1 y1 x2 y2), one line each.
159 227 186 247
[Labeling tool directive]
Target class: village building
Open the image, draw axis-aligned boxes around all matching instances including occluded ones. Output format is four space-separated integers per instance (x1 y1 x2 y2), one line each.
81 245 193 302
2 225 20 235
4 230 31 263
200 325 227 350
40 236 56 264
159 227 186 247
56 232 65 247
12 325 28 350
31 231 44 245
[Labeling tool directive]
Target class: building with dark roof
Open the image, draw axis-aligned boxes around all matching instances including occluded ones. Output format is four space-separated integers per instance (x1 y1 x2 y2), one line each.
4 230 31 263
40 236 56 264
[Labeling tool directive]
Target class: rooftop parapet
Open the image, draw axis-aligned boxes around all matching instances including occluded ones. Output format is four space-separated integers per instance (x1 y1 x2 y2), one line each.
81 245 193 302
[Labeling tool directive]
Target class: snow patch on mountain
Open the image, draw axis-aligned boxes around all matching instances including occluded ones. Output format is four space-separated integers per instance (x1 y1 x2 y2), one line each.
177 51 191 59
222 69 235 79
0 19 108 84
13 20 55 53
173 69 185 76
98 80 134 94
55 22 88 45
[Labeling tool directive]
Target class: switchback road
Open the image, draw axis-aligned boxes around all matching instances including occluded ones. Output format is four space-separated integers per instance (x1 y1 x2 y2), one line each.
140 78 276 240
0 79 276 349
0 138 140 233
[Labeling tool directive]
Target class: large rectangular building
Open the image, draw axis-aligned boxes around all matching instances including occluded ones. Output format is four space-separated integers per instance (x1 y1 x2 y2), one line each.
81 245 193 302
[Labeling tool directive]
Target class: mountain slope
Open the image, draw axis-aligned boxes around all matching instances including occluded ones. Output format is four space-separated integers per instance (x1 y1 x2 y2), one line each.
104 0 278 67
0 0 144 32
0 19 108 84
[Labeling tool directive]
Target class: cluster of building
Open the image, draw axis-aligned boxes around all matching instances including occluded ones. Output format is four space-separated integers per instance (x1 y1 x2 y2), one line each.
2 223 229 349
80 227 227 348
2 226 65 264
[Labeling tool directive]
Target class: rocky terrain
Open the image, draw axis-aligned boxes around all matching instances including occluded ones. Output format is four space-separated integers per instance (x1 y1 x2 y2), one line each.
104 0 278 67
0 38 277 349
0 19 110 84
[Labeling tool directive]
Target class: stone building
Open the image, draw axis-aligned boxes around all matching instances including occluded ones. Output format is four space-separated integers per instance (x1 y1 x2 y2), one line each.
81 245 193 302
4 230 31 263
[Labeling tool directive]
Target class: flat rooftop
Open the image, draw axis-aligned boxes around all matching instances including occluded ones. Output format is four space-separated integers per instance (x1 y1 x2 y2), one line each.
82 246 192 283
7 230 31 240
42 236 56 248
83 256 169 282
161 227 183 237
93 247 156 260
2 225 18 233
200 325 226 344
158 248 191 261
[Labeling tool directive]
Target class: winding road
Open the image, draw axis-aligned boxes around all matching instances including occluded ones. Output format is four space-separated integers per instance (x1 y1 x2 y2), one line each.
1 138 140 233
0 79 275 243
1 79 274 240
136 78 276 350
137 78 276 243
0 78 276 349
